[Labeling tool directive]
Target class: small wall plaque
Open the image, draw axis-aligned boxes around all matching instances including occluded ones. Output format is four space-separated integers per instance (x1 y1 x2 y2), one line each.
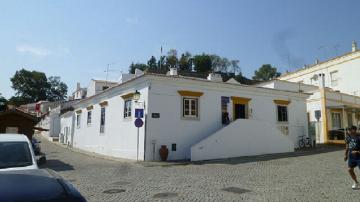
152 113 160 118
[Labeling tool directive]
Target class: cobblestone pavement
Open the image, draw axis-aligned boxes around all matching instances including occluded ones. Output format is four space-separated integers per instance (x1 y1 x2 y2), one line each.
39 138 359 202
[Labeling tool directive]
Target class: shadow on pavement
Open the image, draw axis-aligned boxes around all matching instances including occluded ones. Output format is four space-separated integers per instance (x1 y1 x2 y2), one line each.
40 159 75 172
142 144 344 167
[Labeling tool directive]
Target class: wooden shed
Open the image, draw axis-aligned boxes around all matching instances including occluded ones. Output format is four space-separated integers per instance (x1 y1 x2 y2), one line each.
0 108 40 139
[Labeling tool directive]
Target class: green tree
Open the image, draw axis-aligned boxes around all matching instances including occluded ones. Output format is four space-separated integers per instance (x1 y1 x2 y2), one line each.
147 56 157 69
47 76 68 101
0 93 7 111
230 60 240 74
166 49 178 68
10 69 68 106
129 62 148 74
210 55 230 72
252 64 281 81
157 56 167 70
193 54 213 73
178 52 192 71
10 69 50 105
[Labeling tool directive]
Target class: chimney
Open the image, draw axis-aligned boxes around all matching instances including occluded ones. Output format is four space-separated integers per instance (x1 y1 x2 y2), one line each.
207 73 223 82
315 59 320 65
134 68 144 76
76 82 80 90
318 73 325 88
169 68 178 76
352 40 357 52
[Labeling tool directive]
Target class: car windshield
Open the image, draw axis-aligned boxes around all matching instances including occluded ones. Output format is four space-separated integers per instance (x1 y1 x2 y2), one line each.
0 142 33 169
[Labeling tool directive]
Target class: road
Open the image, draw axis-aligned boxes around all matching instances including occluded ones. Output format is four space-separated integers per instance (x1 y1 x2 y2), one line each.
39 138 359 202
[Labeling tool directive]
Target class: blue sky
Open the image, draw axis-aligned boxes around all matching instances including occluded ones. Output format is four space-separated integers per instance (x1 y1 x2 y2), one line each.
1 0 359 99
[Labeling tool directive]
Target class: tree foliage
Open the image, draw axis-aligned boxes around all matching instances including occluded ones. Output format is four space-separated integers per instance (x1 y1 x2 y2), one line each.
11 69 50 104
193 54 213 73
126 49 271 85
129 62 149 74
147 56 157 69
166 49 178 68
252 64 281 81
0 93 7 111
178 52 192 71
9 69 68 106
47 76 68 102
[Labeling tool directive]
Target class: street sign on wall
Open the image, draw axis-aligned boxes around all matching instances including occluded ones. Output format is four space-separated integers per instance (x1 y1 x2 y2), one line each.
135 108 144 118
134 118 143 128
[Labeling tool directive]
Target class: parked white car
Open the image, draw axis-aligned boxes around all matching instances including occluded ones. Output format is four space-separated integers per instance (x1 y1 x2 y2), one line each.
0 134 38 171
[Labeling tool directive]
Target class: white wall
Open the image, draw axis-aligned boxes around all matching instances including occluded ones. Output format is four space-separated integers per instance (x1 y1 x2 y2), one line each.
48 106 61 137
191 119 294 161
145 78 308 161
87 80 118 97
73 82 149 161
259 80 318 93
60 112 75 146
280 52 360 95
73 75 308 161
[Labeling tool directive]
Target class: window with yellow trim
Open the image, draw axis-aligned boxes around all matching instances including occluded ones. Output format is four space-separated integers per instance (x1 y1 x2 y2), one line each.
124 100 132 118
182 97 199 118
277 105 288 122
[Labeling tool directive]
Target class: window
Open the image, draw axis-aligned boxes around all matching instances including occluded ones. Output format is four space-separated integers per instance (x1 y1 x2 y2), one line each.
0 142 33 169
102 86 109 90
100 107 105 133
87 111 92 125
331 112 341 129
171 144 177 151
183 97 199 118
330 71 339 86
76 114 81 128
221 96 230 124
277 105 288 122
124 100 132 118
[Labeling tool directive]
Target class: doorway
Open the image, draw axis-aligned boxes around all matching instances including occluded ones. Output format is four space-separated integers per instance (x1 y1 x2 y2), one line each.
233 104 247 119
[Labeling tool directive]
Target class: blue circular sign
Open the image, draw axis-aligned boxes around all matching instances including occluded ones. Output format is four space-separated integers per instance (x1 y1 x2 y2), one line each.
134 118 143 128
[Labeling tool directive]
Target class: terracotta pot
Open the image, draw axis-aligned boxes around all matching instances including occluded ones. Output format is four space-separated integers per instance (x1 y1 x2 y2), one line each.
159 145 169 161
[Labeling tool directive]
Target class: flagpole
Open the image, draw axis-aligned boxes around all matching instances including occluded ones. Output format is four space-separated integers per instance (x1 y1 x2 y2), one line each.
159 46 162 70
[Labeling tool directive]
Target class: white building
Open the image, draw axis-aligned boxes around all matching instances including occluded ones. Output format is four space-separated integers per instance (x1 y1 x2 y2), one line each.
39 100 79 141
279 40 360 95
72 82 87 100
60 111 75 146
72 71 309 161
86 79 118 97
267 40 360 144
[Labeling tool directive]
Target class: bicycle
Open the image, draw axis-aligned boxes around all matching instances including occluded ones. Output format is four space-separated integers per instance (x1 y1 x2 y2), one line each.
298 135 312 148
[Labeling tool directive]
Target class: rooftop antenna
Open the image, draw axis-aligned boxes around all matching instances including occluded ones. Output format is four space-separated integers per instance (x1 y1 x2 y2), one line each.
281 54 291 71
105 62 120 86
